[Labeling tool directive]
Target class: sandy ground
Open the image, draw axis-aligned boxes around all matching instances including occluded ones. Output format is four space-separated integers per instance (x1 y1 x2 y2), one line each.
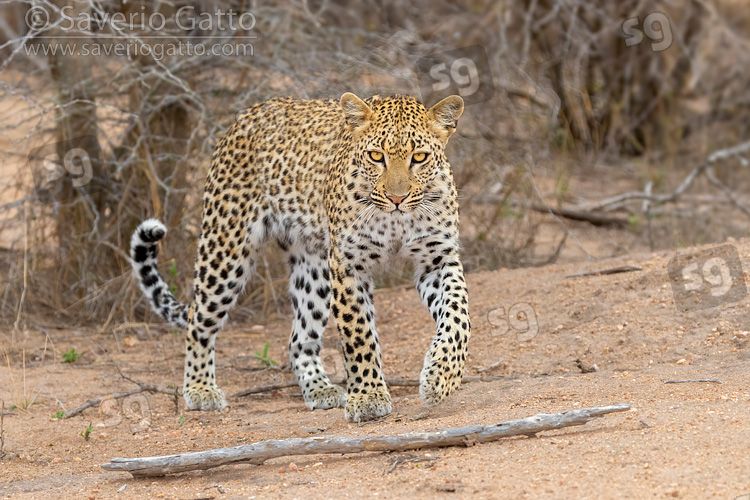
2 238 750 500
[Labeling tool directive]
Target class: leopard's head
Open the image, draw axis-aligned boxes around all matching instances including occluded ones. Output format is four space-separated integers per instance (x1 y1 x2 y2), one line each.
341 93 463 214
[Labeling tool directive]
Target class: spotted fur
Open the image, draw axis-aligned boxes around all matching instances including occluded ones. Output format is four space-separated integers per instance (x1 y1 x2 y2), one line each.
130 93 471 422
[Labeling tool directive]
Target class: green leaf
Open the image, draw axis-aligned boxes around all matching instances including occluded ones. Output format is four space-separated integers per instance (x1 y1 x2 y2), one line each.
62 348 80 363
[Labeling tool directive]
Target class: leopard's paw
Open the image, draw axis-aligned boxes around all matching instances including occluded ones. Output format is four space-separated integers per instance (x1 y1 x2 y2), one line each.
183 384 227 411
304 384 348 410
419 363 463 406
344 389 392 423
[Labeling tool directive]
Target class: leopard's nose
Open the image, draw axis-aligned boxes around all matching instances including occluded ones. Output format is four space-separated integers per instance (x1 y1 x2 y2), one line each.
387 194 407 205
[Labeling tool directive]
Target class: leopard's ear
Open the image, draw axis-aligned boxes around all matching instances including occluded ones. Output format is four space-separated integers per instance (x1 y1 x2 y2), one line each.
340 92 372 130
428 95 464 142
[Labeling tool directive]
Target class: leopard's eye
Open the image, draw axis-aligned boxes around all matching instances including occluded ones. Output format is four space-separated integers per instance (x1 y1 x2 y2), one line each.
368 151 384 163
412 152 428 164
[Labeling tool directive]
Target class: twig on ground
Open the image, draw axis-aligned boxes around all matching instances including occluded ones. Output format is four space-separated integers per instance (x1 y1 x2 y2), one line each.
704 167 750 218
565 265 642 279
64 362 181 418
532 205 627 227
664 379 723 384
230 375 509 398
410 411 431 421
384 452 439 474
582 163 707 212
62 384 181 419
474 198 628 227
476 359 505 373
581 140 750 214
230 380 299 397
101 404 630 477
65 373 512 418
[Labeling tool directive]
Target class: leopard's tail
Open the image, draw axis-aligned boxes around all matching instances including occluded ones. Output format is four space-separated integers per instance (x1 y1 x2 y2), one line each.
130 219 190 329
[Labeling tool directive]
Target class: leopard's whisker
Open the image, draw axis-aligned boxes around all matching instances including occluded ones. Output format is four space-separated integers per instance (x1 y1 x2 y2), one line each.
356 203 375 222
365 204 379 225
421 200 443 217
417 204 434 218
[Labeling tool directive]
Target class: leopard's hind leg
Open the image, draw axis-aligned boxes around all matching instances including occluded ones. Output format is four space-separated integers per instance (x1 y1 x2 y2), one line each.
287 245 347 410
182 208 258 410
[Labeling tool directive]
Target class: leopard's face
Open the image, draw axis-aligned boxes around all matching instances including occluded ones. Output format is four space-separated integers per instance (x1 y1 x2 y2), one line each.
341 94 464 214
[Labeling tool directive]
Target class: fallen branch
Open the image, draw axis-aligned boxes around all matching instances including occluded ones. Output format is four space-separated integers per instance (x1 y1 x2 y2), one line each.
101 404 630 477
476 359 504 373
231 375 508 398
581 140 750 214
385 452 439 474
230 380 298 397
582 163 708 212
704 167 750 218
530 204 626 226
62 384 180 419
664 379 723 384
565 265 642 279
64 375 510 417
473 197 627 227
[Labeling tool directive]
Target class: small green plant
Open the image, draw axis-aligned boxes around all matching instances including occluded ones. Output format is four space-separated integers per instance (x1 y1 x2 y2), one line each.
14 398 39 410
627 213 641 232
168 260 179 296
62 348 80 363
178 415 185 426
80 423 93 441
254 341 278 367
54 411 65 419
553 170 571 205
500 206 522 219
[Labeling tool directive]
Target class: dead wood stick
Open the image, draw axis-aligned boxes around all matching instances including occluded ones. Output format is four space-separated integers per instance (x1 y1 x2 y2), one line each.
582 139 750 213
230 381 299 396
582 163 707 212
530 204 627 226
476 360 505 373
230 375 508 398
473 197 627 227
62 385 180 419
664 379 723 384
565 265 642 279
64 375 510 417
101 404 630 477
704 167 750 218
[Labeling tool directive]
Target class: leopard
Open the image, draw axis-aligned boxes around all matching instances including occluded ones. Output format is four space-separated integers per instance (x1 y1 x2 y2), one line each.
129 92 471 423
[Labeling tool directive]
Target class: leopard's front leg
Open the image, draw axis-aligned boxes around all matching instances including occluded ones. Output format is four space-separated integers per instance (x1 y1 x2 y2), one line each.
413 241 471 405
329 245 392 423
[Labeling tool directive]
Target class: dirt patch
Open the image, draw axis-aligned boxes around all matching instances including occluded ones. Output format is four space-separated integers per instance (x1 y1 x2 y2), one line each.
2 239 750 499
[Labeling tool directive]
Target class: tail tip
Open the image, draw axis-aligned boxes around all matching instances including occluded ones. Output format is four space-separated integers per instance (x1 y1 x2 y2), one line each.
138 219 167 243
